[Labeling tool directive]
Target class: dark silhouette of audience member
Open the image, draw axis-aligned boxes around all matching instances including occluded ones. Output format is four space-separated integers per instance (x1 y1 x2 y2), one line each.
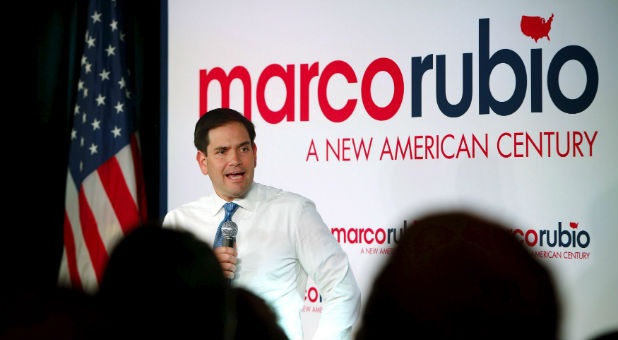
590 330 618 340
0 286 95 339
355 212 559 340
91 223 288 339
93 224 228 339
231 287 288 340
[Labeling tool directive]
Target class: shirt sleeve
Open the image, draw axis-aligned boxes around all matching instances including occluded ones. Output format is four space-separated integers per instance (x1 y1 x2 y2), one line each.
161 210 182 230
294 199 361 340
161 211 174 228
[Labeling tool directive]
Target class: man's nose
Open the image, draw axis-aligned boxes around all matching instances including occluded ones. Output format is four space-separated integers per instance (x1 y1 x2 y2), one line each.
228 149 241 165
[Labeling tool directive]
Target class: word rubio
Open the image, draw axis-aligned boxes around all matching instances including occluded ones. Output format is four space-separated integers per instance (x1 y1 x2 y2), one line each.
512 222 590 249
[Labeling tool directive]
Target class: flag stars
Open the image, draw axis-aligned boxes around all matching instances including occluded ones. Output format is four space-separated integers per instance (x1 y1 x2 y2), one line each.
91 118 101 131
99 69 110 81
111 126 122 138
96 94 106 106
106 44 116 56
86 35 96 48
91 11 102 24
89 143 98 155
114 102 124 114
71 8 136 182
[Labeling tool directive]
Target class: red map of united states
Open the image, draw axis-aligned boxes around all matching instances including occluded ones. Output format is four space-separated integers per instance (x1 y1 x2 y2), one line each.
521 13 554 42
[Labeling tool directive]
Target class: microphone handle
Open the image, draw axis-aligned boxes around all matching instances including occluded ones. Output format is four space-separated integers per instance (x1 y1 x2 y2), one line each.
222 237 235 287
222 237 235 248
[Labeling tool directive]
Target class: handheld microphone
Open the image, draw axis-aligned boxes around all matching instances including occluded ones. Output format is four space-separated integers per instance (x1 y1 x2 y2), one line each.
221 221 238 248
221 221 238 286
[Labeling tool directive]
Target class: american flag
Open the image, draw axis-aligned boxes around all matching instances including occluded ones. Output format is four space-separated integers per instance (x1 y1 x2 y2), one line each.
58 0 147 293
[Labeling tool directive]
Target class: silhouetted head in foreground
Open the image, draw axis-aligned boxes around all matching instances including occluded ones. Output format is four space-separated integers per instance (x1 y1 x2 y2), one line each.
231 287 288 340
356 212 559 340
95 224 227 338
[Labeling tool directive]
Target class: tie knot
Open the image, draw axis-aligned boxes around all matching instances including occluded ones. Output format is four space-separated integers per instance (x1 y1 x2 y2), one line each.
223 202 239 221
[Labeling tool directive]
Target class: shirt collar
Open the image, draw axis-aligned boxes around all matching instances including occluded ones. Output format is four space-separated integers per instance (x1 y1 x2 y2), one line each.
205 182 259 216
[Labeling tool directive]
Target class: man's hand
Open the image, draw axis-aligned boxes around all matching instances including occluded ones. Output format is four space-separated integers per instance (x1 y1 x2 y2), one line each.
214 246 237 279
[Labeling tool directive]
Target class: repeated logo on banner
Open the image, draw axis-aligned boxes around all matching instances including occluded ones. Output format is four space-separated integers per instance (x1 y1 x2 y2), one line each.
332 219 593 259
331 220 410 255
513 221 592 260
303 286 323 314
169 3 618 339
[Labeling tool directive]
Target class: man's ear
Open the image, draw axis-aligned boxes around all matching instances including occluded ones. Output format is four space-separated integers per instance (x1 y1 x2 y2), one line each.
196 150 209 175
253 143 257 168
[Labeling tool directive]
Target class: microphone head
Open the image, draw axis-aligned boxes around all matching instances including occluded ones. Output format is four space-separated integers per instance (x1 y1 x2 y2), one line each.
221 221 238 239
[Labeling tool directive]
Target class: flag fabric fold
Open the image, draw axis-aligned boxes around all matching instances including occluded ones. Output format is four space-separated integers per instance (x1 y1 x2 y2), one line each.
58 0 146 293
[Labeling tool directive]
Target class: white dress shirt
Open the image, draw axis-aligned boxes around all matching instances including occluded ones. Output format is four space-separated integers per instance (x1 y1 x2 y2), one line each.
163 183 361 339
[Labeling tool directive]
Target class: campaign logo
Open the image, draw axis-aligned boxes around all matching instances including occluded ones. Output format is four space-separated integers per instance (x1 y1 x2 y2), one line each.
521 13 554 42
302 286 323 313
199 14 598 121
330 220 411 255
512 221 591 260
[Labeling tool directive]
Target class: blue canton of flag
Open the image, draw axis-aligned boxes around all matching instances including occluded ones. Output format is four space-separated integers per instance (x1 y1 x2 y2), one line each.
69 0 134 184
59 0 146 292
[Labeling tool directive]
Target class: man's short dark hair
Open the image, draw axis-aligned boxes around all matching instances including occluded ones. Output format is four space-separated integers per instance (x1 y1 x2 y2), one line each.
194 108 256 154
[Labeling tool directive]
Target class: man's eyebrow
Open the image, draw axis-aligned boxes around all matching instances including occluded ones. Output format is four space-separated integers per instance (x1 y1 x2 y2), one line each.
212 141 250 151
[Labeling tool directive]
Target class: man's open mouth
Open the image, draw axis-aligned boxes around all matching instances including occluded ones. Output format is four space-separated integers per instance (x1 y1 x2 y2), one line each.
226 171 245 180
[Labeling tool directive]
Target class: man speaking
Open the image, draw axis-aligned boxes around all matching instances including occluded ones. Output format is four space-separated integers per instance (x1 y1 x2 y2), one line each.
163 108 361 339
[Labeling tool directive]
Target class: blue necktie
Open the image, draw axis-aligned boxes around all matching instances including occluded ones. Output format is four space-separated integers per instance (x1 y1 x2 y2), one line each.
214 202 239 248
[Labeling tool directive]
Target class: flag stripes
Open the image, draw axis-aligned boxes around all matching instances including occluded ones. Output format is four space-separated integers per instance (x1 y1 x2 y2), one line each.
63 212 82 290
78 185 107 284
97 153 139 234
61 142 144 292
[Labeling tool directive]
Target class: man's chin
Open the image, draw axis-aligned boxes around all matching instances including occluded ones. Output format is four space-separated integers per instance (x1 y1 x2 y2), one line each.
225 185 251 199
213 178 254 201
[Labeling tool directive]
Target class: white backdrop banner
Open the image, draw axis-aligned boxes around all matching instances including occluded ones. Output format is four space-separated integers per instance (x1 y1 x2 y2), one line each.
167 1 618 338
